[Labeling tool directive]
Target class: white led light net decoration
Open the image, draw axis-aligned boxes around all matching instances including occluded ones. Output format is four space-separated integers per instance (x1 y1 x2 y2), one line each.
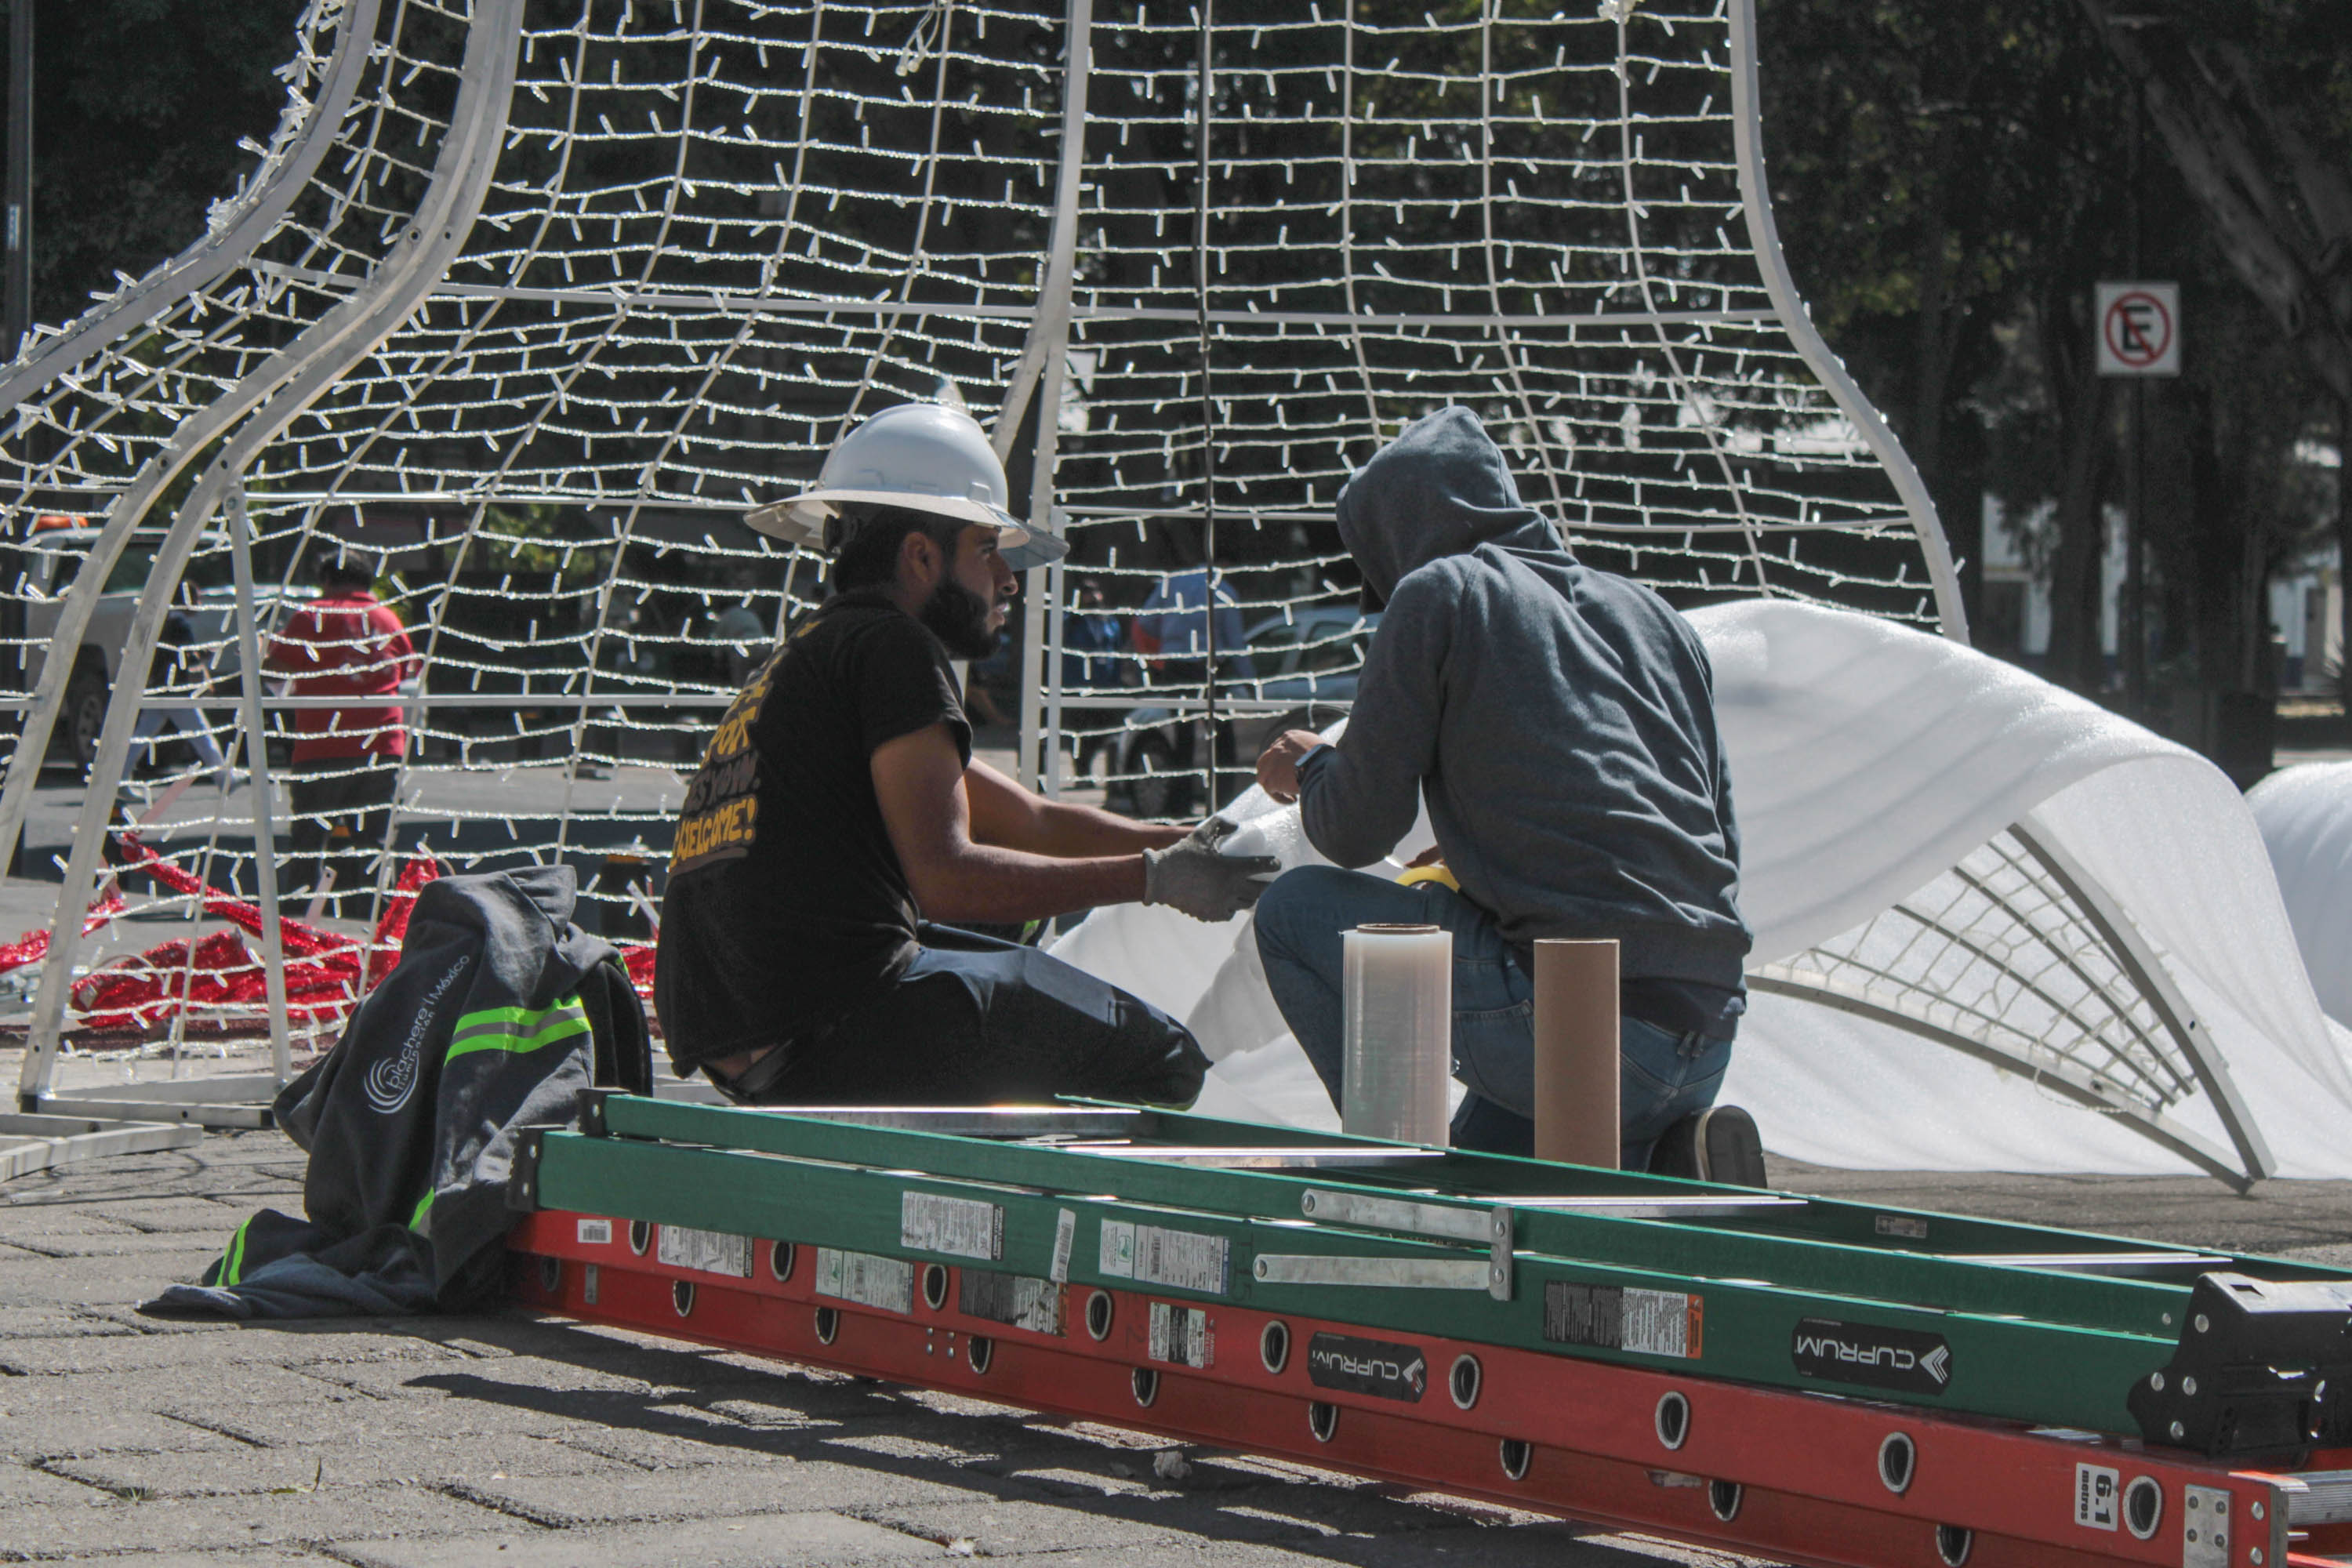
0 0 2265 1184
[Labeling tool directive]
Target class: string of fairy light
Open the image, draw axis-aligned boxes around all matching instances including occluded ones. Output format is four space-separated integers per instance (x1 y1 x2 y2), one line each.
0 0 1943 1026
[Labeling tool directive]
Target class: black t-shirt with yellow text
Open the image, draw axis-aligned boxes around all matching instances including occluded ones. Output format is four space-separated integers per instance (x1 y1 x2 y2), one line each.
654 590 970 1071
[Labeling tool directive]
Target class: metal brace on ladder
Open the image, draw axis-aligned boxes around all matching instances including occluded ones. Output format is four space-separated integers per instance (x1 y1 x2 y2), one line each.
1258 1189 1809 1302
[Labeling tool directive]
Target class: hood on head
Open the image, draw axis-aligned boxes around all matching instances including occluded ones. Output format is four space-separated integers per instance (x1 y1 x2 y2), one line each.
1334 408 1563 608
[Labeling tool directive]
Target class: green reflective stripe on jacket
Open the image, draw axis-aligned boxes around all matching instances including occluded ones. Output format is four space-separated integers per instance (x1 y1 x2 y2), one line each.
450 1004 536 1033
445 1012 590 1062
408 1191 434 1232
219 1218 252 1287
449 1000 581 1041
445 996 590 1064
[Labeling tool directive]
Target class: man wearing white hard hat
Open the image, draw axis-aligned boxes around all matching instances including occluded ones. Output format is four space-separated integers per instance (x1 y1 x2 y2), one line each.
654 401 1273 1105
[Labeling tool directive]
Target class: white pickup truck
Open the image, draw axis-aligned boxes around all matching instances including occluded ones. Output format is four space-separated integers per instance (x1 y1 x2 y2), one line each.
19 527 314 770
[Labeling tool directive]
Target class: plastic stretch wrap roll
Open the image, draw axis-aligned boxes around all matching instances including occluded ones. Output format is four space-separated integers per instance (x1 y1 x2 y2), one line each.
1341 924 1452 1145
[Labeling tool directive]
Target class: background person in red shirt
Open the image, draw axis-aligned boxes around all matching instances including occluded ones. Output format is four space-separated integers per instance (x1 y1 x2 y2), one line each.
263 554 419 917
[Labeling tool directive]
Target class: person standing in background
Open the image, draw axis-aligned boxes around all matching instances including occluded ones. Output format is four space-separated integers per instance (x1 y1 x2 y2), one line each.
1136 561 1255 686
264 553 419 917
1058 575 1127 788
130 580 230 786
1137 560 1257 809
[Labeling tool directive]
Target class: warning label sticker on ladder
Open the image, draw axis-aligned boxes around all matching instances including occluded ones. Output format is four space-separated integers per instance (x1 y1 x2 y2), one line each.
959 1269 1064 1335
815 1247 915 1313
656 1225 753 1278
1098 1220 1230 1297
1148 1301 1214 1367
900 1191 1004 1261
1544 1282 1703 1359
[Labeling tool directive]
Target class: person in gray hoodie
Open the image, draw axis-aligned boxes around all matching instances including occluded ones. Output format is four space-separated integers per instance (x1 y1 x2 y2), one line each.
1252 406 1757 1176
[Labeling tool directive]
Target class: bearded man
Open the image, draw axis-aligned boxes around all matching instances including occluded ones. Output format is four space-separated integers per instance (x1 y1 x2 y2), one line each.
654 402 1272 1105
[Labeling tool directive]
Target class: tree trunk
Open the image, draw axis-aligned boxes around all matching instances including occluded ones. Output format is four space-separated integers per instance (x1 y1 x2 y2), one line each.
2179 383 2246 691
2045 321 2113 695
2339 397 2352 731
1906 126 1985 638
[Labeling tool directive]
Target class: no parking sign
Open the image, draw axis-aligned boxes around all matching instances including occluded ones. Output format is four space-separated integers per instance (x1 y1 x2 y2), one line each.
2096 281 2180 376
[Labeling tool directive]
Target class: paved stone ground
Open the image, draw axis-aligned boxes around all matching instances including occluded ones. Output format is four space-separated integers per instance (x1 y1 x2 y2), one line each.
5 1128 2350 1568
0 1129 1793 1568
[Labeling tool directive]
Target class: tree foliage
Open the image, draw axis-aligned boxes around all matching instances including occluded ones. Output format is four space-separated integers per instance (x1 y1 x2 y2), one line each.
1758 0 2347 705
6 0 307 328
2078 0 2352 404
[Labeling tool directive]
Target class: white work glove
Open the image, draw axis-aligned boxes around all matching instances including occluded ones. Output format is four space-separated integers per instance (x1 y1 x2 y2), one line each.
1143 816 1280 924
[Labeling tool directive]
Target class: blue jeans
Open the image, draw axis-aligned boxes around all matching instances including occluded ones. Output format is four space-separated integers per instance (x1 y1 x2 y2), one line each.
1252 865 1730 1165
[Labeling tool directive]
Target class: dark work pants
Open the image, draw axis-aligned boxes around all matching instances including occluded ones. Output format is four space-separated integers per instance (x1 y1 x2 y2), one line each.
285 756 399 916
728 924 1208 1108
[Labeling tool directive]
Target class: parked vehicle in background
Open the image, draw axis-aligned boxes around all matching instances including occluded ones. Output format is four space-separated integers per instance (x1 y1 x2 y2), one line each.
1106 604 1379 818
18 522 315 771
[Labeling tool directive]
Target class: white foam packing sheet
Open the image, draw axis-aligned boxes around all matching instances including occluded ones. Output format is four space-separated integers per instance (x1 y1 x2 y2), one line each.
2248 760 2352 1028
1049 601 2352 1178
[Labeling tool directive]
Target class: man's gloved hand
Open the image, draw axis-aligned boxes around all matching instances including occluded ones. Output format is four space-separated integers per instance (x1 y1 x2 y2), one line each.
1143 816 1281 924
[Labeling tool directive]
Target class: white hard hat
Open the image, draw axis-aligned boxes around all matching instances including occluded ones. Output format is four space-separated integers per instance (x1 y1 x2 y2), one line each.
747 401 1068 570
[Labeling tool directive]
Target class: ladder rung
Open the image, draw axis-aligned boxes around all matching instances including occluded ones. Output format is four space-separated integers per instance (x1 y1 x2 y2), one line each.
1058 1143 1449 1168
1941 1250 2230 1272
742 1107 1145 1138
2286 1468 2352 1526
1507 1194 1810 1218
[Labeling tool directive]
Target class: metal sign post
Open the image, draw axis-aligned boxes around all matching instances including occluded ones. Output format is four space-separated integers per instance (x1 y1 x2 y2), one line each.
2097 280 2180 713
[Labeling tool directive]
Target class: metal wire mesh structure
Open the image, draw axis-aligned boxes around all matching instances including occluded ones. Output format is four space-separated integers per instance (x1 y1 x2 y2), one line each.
0 0 2265 1183
1748 822 2271 1188
1027 0 1965 811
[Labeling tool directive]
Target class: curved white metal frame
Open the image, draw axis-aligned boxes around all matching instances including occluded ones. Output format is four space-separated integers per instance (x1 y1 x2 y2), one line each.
1726 0 1967 642
13 0 525 1104
0 0 385 869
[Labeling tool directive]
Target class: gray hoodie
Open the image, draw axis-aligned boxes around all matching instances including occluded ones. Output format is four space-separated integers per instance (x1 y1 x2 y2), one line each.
1297 407 1751 998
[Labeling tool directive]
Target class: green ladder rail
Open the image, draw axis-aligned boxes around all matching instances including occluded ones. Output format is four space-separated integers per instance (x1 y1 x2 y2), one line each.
511 1093 2352 1453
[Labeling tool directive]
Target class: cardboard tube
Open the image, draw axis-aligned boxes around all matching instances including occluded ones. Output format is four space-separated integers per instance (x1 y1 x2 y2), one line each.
1532 938 1619 1168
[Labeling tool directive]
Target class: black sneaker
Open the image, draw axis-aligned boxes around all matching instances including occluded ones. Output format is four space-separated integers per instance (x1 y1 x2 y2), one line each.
1649 1105 1767 1188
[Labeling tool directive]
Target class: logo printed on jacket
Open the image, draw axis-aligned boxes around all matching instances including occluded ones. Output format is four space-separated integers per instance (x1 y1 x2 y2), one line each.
365 956 474 1114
